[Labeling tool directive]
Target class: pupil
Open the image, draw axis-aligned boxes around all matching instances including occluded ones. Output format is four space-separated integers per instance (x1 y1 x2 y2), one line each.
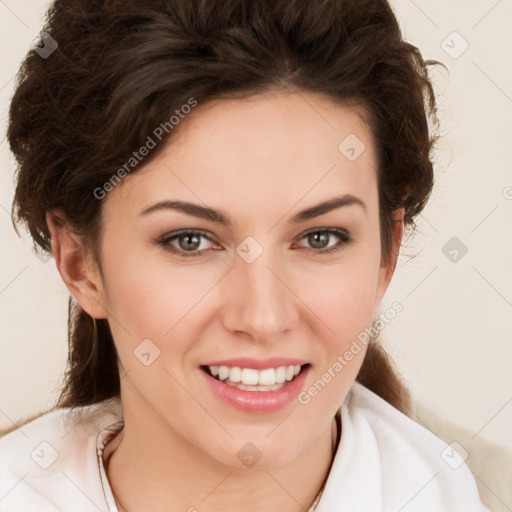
309 232 328 249
181 233 199 250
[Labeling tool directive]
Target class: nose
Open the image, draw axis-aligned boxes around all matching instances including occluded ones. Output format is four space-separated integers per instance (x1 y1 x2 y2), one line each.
221 249 300 343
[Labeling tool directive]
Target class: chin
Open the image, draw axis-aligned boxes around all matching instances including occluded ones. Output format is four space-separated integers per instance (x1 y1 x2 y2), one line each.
204 435 305 470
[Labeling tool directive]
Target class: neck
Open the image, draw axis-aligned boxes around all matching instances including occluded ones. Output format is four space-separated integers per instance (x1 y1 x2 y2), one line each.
104 391 340 512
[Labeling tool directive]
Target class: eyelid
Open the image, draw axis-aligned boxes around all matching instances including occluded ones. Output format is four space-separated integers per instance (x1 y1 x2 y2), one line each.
157 229 218 249
293 227 352 251
156 227 352 257
294 226 350 241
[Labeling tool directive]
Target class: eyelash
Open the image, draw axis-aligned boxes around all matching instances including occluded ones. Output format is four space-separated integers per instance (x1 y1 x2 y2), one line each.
155 228 353 258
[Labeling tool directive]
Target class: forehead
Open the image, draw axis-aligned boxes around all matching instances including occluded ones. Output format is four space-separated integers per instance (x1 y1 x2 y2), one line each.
105 91 378 224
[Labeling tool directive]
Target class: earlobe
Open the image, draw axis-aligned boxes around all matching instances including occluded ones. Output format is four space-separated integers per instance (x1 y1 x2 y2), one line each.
46 210 107 319
374 208 405 309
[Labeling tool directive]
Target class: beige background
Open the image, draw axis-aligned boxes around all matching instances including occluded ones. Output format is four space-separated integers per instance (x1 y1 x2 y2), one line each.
1 0 511 456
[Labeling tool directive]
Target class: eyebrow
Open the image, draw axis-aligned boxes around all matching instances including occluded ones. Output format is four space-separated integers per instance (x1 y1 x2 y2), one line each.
139 194 366 226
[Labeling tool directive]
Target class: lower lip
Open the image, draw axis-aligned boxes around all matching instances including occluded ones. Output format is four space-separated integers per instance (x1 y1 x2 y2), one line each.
200 366 310 413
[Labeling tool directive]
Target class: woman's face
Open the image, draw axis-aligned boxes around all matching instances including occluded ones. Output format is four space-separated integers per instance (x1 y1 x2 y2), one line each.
89 91 401 468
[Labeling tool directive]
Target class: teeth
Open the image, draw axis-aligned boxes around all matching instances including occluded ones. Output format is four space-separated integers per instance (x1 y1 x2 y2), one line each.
218 366 229 381
225 381 285 392
241 368 259 385
229 367 242 383
208 364 304 388
258 368 275 386
275 366 286 383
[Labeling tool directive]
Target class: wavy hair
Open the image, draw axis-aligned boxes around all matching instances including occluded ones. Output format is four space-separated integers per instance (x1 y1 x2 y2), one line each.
8 0 445 415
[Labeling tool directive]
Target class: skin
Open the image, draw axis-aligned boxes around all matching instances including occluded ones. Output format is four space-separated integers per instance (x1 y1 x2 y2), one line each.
47 90 404 512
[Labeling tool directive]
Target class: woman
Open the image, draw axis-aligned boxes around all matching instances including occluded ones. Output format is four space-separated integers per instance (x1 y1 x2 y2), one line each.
0 0 490 511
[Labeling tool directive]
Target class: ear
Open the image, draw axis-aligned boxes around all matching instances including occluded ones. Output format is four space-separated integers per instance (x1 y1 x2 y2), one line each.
374 207 405 309
46 209 107 319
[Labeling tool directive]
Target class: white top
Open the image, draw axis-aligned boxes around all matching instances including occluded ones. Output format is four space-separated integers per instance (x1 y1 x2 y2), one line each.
0 381 490 512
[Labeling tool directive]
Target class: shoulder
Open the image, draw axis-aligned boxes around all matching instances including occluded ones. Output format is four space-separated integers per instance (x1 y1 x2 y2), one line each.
413 398 512 512
0 398 123 512
319 382 490 511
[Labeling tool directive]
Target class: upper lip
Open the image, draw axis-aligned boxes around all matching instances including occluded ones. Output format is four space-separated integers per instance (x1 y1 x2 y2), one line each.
201 357 309 369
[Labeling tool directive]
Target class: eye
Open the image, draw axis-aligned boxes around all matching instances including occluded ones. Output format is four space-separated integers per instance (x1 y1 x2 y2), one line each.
155 227 353 258
156 230 216 258
296 228 353 255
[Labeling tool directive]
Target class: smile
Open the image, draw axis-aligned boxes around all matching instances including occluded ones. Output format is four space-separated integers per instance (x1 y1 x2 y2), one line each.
204 364 306 391
199 361 311 413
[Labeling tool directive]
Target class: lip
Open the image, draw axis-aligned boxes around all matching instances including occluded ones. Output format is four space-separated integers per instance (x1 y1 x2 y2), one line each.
201 357 309 370
199 363 310 413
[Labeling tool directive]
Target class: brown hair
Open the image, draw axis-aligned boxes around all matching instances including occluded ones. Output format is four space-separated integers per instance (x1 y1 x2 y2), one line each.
8 0 445 416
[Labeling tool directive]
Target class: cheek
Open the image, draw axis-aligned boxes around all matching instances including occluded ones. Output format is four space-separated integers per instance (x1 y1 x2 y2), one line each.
99 243 198 346
296 263 378 406
300 247 381 339
100 244 229 372
315 267 376 317
302 272 376 388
